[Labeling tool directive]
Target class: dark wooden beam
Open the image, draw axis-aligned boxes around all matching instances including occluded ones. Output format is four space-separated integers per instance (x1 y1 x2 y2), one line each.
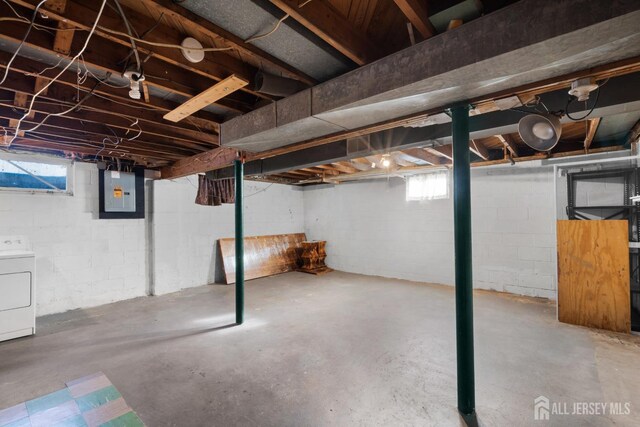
268 0 378 65
0 50 221 133
496 134 519 157
9 0 273 102
0 11 252 114
0 107 207 153
469 139 490 160
393 0 436 39
0 72 218 145
160 147 239 179
131 0 316 85
584 117 601 151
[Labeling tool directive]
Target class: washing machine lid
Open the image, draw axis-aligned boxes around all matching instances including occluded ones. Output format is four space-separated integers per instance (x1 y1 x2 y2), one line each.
0 250 35 260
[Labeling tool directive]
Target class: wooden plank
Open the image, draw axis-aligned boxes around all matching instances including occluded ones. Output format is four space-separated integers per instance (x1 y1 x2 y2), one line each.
52 21 74 55
393 0 436 39
557 220 630 333
584 117 601 151
163 75 249 123
469 139 490 160
269 0 378 65
160 147 238 179
218 233 307 284
427 145 453 160
402 147 441 165
496 134 519 157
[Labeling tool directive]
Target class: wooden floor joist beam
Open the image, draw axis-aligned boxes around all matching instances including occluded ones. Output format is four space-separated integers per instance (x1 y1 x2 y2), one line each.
268 0 378 65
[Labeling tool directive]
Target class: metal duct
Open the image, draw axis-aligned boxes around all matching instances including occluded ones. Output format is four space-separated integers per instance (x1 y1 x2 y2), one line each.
254 72 306 97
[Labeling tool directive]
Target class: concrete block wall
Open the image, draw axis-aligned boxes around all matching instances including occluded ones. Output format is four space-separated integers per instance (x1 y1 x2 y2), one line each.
0 163 146 315
303 167 557 299
0 162 304 315
151 177 305 295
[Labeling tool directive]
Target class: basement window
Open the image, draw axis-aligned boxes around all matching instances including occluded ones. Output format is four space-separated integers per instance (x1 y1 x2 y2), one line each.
0 154 73 194
406 170 450 201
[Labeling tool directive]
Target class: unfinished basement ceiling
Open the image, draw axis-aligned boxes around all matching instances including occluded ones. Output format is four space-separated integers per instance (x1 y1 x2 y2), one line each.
0 0 639 175
178 0 354 81
220 1 640 152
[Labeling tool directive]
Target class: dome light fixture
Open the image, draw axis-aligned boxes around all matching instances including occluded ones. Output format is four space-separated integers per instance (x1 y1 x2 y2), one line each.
181 37 205 63
518 113 562 152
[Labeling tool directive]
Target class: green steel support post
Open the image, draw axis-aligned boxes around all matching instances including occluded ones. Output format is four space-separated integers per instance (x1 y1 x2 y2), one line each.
451 103 476 423
235 159 244 325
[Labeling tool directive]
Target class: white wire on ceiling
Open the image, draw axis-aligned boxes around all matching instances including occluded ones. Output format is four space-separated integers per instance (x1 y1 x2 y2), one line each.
0 0 49 87
8 0 110 146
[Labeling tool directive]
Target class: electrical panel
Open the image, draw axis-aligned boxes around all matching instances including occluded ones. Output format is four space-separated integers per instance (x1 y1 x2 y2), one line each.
99 168 144 219
104 170 136 213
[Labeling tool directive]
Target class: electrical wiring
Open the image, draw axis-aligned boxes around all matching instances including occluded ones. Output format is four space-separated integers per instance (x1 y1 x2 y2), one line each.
23 56 66 78
9 0 110 145
3 0 314 53
0 0 49 87
245 0 313 44
24 79 104 134
111 0 141 73
564 78 608 121
79 55 131 88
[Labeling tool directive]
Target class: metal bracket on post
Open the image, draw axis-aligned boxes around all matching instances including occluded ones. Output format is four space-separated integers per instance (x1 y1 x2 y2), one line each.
234 158 244 325
449 102 477 426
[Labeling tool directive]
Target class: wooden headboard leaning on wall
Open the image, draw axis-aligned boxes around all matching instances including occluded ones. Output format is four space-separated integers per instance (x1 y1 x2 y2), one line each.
218 233 307 284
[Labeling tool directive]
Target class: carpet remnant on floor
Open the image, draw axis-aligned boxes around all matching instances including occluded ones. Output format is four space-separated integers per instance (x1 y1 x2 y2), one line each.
0 372 143 427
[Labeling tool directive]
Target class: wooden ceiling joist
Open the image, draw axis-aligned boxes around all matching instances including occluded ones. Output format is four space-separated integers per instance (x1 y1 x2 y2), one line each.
584 117 601 151
159 147 238 179
469 139 490 160
0 73 218 146
0 14 252 114
496 134 519 157
393 0 436 39
0 109 207 154
427 145 453 160
401 148 442 165
129 0 316 85
0 51 221 135
268 0 378 65
7 0 272 102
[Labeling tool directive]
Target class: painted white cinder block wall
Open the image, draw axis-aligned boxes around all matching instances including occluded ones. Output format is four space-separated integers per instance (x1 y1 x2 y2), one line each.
0 162 305 315
303 167 557 299
0 163 147 315
150 177 305 295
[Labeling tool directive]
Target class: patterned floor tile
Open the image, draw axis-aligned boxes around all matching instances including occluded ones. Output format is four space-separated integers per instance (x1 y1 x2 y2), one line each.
76 387 121 413
25 390 72 416
98 412 144 427
30 400 80 427
82 398 130 427
67 374 112 400
0 403 28 426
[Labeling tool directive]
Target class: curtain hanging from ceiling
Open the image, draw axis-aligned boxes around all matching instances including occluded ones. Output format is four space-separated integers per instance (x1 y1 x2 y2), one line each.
195 175 235 206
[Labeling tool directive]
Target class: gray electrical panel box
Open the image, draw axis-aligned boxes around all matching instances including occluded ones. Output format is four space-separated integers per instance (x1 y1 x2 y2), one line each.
104 171 136 212
99 168 144 219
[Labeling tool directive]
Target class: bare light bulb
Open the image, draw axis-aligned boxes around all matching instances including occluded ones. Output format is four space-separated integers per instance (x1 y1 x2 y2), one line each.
382 158 391 168
532 122 554 140
371 162 376 168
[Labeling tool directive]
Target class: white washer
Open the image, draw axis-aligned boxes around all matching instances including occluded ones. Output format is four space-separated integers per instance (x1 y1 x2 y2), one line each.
0 250 35 342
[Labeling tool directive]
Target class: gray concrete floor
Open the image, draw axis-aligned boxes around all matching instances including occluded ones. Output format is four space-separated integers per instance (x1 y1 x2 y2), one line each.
1 271 639 427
